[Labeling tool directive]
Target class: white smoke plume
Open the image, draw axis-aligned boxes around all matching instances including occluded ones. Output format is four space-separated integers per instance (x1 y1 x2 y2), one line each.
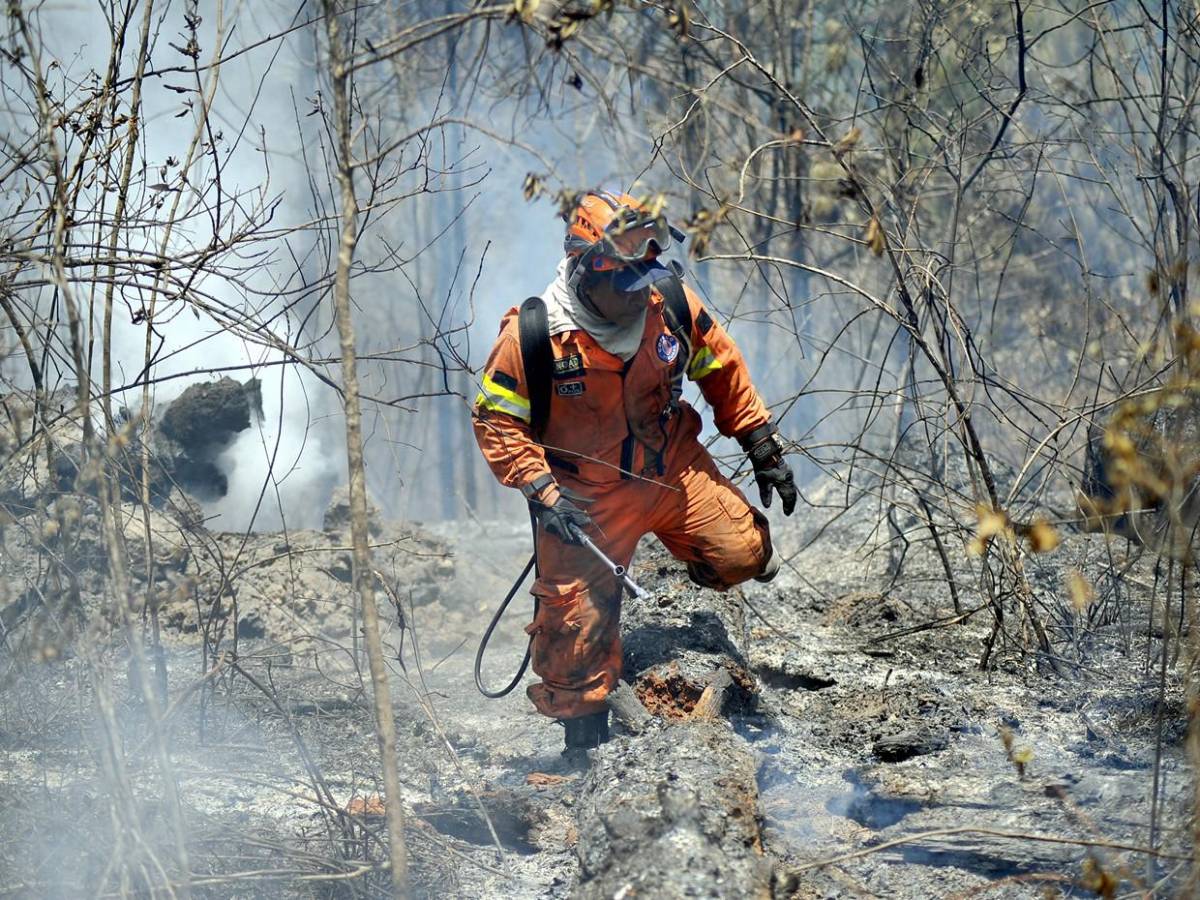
7 2 347 531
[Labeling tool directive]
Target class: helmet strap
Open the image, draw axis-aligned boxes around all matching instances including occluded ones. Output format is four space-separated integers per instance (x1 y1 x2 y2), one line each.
566 255 585 298
567 247 602 309
573 274 604 318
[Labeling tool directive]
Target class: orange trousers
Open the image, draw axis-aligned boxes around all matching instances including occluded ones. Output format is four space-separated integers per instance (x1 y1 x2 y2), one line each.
524 442 771 720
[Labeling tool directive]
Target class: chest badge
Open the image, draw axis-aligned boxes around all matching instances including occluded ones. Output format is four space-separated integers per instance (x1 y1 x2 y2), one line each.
656 334 680 363
553 353 584 378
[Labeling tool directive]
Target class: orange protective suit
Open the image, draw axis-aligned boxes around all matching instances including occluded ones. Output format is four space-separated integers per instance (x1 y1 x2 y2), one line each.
472 280 774 719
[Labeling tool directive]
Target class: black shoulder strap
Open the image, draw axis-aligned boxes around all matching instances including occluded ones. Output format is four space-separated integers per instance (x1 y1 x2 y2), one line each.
658 270 693 424
658 265 692 341
518 296 552 437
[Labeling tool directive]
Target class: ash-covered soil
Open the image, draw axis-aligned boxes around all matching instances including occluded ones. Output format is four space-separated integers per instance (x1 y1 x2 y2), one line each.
0 483 1192 898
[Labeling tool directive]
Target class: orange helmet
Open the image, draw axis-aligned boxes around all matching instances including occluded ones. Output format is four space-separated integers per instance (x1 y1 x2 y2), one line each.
564 191 682 292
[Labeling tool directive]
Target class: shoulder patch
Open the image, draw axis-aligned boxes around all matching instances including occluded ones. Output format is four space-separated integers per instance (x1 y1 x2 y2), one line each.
552 353 585 378
491 370 519 391
696 308 715 336
556 381 585 396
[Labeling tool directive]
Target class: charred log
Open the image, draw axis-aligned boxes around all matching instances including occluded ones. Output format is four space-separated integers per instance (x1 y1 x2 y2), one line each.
569 548 773 897
152 377 262 501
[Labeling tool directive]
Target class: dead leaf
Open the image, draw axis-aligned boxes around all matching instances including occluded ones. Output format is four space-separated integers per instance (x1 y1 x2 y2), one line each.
835 126 862 155
1080 857 1118 899
969 504 1011 555
511 0 539 23
1011 745 1033 778
1066 569 1094 613
522 172 542 202
1146 269 1160 295
526 772 570 787
1026 518 1061 553
997 725 1014 755
667 5 690 38
865 215 885 256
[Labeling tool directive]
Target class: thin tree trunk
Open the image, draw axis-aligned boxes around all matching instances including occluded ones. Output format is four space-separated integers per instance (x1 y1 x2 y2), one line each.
323 3 409 894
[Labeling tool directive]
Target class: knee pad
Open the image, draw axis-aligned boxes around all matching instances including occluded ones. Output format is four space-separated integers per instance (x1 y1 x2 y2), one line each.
754 547 780 583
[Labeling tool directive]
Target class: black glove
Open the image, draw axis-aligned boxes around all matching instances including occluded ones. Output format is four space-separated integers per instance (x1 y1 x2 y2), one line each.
532 492 593 544
740 424 797 516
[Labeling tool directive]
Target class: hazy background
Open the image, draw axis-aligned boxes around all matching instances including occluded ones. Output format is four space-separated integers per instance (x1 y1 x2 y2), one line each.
4 0 1185 537
8 0 822 533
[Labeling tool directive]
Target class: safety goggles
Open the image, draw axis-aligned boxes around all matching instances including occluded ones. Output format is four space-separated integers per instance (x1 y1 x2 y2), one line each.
589 210 672 273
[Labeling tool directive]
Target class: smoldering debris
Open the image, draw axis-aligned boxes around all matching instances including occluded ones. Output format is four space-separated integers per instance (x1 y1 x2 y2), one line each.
0 377 260 513
154 376 263 500
0 388 454 655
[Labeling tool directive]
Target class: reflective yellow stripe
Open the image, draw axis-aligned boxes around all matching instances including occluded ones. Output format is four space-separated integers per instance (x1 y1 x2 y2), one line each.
687 346 722 380
483 372 530 411
476 391 532 422
476 373 532 422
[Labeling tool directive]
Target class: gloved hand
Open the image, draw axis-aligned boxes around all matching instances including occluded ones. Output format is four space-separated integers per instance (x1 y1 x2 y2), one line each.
739 424 797 516
532 492 593 544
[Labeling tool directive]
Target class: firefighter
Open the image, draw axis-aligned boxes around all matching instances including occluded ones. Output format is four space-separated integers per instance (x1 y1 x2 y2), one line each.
472 191 796 759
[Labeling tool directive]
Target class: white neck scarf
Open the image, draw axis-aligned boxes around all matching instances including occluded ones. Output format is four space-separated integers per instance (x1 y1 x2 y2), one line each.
540 258 647 362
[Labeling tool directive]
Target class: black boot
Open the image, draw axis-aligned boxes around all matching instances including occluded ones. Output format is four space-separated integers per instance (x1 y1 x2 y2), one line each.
560 710 609 766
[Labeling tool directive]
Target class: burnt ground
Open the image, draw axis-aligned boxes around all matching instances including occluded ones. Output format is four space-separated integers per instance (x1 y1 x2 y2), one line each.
0 487 1193 898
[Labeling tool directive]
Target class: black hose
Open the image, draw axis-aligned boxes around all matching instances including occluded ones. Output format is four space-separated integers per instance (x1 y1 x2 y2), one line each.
473 551 538 699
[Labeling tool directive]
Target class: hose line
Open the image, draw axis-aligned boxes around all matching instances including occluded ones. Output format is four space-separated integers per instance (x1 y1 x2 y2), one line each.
473 551 537 699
